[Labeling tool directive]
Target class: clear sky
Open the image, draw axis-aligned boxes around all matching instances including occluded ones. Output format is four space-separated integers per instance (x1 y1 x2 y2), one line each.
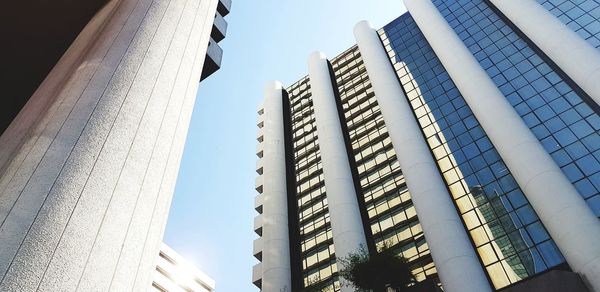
163 1 407 291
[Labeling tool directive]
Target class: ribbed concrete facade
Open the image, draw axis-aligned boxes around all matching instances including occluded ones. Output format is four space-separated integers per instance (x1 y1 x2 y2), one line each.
307 52 369 292
252 81 293 291
354 20 491 292
254 1 600 291
0 0 230 290
404 0 600 290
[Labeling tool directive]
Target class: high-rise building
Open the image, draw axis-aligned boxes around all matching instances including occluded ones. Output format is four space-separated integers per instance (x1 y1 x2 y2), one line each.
0 0 230 290
152 243 215 292
253 0 600 291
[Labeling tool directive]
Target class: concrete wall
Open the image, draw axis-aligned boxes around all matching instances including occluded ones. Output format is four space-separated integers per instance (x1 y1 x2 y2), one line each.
0 0 219 290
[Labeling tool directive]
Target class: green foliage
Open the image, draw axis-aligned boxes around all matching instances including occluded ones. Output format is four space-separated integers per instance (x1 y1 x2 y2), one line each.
339 244 415 291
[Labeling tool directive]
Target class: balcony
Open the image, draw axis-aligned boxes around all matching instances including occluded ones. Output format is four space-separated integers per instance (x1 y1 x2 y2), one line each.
256 142 263 158
217 0 231 17
256 158 263 175
200 38 223 81
254 215 263 236
254 193 263 213
253 238 263 261
252 263 262 289
211 12 227 42
257 114 264 128
255 175 263 193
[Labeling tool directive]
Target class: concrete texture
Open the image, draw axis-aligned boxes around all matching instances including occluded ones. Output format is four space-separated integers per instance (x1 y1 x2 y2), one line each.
0 0 109 135
257 81 293 291
0 0 219 290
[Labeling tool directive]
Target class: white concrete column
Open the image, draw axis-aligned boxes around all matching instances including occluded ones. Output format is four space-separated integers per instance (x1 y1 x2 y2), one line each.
404 0 600 290
354 21 491 292
307 52 368 292
489 0 600 108
0 0 220 290
260 81 292 292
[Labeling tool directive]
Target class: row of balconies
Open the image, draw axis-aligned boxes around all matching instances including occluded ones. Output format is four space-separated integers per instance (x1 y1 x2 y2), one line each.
200 0 230 81
252 262 262 288
253 104 265 289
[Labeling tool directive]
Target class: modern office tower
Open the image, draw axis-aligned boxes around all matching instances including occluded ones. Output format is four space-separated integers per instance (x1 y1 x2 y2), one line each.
253 0 600 291
152 243 215 292
0 0 229 290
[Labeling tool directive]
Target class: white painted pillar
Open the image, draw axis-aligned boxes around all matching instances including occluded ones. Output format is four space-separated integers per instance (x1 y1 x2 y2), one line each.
489 0 600 108
0 0 221 290
353 21 491 292
260 81 292 292
307 52 368 292
403 0 600 290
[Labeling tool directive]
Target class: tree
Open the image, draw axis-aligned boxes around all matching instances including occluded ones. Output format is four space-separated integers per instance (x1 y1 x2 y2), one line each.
339 244 415 291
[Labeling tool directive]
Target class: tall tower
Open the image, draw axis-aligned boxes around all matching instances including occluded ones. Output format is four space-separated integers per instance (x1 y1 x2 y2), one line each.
253 1 600 291
0 0 230 290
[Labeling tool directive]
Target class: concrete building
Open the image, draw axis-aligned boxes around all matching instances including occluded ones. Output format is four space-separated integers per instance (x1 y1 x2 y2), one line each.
0 0 229 290
253 1 600 291
152 243 215 292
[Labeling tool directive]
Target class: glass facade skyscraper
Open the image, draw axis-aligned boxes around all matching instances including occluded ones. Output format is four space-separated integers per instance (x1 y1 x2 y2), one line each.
535 0 600 48
381 12 563 289
431 0 600 217
253 1 600 291
281 47 438 291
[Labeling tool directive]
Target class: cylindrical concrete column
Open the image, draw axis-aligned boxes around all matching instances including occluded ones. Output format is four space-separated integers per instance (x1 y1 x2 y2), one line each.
489 0 600 108
260 81 292 291
354 21 491 292
404 0 600 290
307 52 368 292
0 0 220 290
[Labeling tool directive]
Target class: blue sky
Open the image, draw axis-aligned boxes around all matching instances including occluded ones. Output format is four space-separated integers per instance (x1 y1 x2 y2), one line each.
163 1 406 291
